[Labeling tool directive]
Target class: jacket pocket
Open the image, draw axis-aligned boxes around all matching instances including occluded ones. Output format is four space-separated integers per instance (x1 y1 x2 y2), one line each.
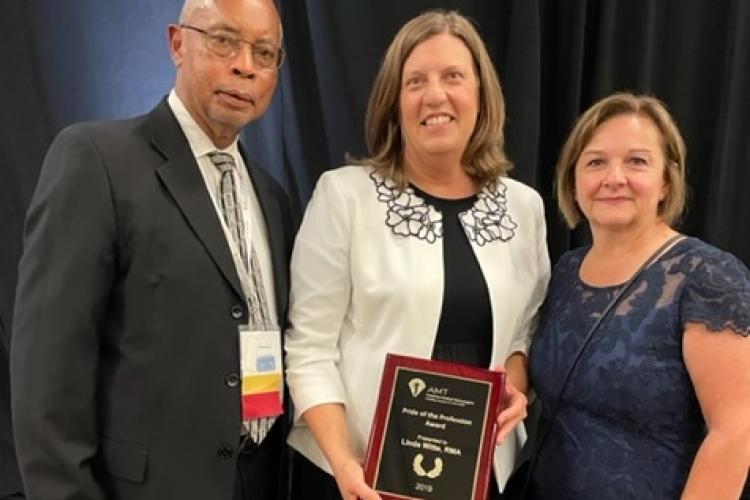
100 438 148 483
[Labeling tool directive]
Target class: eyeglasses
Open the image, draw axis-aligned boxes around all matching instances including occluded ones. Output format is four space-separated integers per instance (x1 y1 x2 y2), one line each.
179 24 285 69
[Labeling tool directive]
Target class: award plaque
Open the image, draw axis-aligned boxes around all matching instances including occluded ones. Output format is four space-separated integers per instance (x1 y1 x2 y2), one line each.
363 353 505 500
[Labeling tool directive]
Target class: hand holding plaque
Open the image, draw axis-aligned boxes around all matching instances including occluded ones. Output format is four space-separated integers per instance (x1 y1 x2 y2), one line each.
363 354 505 500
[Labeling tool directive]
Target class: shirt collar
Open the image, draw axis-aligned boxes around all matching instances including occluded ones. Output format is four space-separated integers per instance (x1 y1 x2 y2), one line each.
167 89 240 159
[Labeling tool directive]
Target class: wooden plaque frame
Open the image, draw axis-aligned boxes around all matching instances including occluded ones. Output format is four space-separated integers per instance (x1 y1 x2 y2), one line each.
363 353 505 500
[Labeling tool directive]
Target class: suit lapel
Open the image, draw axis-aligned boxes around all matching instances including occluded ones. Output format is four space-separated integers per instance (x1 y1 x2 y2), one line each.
148 99 244 299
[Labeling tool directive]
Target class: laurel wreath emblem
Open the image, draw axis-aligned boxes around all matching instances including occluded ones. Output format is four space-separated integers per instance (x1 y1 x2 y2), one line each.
412 453 444 479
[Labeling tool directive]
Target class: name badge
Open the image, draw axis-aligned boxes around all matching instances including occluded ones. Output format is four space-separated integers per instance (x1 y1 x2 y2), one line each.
239 326 283 419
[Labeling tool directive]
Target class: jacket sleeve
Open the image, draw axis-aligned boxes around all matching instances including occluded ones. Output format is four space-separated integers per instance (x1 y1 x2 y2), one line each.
508 190 551 356
284 171 353 422
11 126 116 500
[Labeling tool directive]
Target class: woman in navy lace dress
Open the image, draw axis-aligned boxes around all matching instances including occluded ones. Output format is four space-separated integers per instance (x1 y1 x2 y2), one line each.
528 93 750 499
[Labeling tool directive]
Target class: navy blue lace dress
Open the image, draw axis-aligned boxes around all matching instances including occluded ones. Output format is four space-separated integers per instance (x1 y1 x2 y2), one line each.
528 237 750 499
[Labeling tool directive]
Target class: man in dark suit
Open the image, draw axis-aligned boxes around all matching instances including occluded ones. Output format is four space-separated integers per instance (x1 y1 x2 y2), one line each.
11 0 294 498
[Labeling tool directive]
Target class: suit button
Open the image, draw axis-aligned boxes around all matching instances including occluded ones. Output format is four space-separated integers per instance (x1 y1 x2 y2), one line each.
217 444 234 460
230 304 244 319
225 372 240 388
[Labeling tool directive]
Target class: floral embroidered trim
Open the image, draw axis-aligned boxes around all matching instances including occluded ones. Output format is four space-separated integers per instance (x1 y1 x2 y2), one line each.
459 181 517 246
370 172 517 246
370 173 443 243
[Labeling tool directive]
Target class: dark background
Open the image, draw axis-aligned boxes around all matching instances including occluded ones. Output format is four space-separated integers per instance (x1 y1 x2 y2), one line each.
1 1 748 496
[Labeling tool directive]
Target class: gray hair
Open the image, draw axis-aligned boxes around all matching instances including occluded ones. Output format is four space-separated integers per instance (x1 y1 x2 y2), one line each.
178 0 283 43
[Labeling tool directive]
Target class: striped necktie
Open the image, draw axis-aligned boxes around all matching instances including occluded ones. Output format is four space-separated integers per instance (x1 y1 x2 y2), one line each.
209 151 276 443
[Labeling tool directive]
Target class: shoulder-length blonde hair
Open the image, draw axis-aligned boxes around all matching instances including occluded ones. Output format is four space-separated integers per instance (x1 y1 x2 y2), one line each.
358 10 511 189
556 92 688 228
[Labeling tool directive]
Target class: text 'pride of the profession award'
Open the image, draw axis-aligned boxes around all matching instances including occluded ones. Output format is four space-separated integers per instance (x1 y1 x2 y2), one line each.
363 354 505 500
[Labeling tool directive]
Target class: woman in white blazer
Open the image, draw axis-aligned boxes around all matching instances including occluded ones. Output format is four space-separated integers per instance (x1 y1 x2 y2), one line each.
285 10 550 500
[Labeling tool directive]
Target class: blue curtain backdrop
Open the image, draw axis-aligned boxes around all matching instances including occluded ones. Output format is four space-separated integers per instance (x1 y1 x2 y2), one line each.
13 1 299 188
2 1 749 497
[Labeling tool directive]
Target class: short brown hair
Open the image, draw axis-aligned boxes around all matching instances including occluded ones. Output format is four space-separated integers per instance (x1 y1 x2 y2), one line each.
358 10 511 188
556 92 687 228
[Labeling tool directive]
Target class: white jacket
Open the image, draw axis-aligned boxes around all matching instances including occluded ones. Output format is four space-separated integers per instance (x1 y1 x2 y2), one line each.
285 165 550 490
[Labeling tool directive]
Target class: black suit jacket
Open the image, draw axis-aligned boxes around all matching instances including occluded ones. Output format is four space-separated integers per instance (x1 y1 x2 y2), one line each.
0 317 23 500
11 99 295 500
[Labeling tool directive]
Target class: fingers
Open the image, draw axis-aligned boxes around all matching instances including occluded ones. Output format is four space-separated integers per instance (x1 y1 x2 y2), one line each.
343 484 381 500
495 379 528 445
349 480 382 500
335 459 382 500
353 485 382 500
